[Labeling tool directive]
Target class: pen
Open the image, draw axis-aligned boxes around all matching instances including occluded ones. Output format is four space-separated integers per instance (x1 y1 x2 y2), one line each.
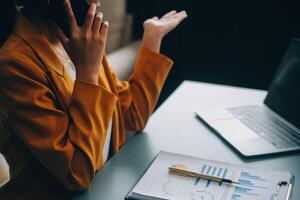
168 166 239 185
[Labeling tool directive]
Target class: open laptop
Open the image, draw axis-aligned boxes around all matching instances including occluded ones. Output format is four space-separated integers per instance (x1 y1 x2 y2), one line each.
196 38 300 157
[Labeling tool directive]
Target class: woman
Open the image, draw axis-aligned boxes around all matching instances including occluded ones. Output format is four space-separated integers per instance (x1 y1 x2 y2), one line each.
0 0 187 199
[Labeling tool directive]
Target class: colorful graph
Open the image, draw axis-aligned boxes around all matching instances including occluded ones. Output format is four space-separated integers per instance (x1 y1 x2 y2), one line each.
231 171 270 200
192 165 275 200
194 164 229 187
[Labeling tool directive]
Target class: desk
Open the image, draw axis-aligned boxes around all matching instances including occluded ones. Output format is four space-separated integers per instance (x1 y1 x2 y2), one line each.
72 81 300 200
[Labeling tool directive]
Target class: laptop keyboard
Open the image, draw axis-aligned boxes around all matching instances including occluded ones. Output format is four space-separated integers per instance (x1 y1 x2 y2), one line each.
227 105 300 149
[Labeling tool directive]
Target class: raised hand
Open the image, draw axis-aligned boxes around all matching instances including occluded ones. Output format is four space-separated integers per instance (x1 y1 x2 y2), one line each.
144 10 188 39
142 10 188 53
57 0 108 85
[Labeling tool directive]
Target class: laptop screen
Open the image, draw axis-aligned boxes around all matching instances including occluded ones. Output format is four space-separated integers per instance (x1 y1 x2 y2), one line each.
264 38 300 130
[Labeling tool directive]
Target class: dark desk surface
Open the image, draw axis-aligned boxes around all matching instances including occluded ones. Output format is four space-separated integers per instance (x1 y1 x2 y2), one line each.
72 81 300 200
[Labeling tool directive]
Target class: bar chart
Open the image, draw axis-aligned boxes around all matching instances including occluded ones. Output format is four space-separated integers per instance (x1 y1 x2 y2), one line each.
194 164 229 187
230 171 273 200
192 165 280 200
191 164 233 200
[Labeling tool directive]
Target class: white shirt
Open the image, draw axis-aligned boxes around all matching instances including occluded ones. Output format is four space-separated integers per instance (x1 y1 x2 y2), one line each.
59 54 113 163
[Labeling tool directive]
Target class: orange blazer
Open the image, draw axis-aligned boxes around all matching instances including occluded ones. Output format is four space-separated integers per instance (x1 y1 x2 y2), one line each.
0 15 173 199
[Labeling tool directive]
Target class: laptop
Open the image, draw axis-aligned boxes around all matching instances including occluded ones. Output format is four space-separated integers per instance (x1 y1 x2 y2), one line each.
196 38 300 157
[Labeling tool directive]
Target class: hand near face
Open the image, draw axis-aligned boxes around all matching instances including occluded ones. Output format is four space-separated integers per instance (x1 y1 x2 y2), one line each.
143 10 188 39
57 1 108 85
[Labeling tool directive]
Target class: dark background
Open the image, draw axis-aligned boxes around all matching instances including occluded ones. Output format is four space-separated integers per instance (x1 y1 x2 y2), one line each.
127 0 300 106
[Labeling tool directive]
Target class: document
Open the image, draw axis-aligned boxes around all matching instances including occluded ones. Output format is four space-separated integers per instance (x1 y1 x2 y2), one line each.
126 151 293 200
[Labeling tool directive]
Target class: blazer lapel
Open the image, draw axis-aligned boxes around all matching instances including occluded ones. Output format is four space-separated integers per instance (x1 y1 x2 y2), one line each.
13 14 74 110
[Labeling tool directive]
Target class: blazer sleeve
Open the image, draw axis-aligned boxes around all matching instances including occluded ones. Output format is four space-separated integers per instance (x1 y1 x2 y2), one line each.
0 51 117 191
107 47 174 131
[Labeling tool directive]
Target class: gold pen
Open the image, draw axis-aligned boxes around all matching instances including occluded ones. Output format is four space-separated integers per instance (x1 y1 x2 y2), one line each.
168 166 239 185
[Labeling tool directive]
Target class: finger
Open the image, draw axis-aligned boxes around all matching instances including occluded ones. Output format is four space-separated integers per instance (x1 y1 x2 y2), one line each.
93 12 103 33
172 11 188 24
84 3 97 30
99 21 109 43
95 1 101 12
162 10 177 18
174 10 188 19
64 0 78 33
152 16 159 20
176 14 188 23
57 28 69 49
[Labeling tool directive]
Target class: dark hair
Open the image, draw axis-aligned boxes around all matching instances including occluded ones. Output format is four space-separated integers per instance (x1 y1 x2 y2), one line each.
0 0 51 47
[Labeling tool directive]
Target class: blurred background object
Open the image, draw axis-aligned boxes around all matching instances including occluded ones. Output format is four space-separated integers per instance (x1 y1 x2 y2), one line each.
101 0 142 80
102 0 134 54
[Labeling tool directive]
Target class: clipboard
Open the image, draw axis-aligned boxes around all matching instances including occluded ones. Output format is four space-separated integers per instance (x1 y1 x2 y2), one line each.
125 151 295 200
274 175 295 200
125 153 160 200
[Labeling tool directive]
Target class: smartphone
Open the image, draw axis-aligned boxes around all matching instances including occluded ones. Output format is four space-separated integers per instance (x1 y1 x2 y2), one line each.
49 0 90 37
